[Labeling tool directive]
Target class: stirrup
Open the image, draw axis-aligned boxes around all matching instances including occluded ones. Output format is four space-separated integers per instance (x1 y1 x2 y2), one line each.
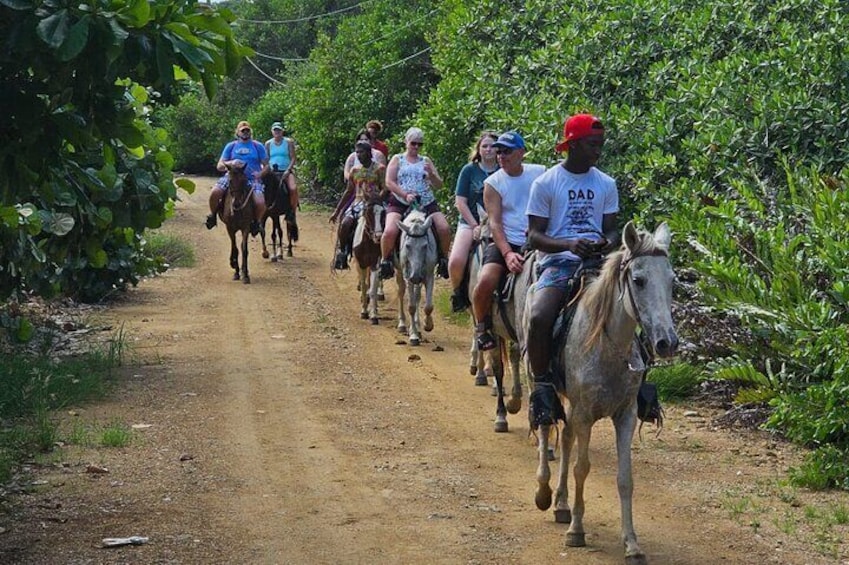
378 260 394 280
205 214 217 230
529 381 565 428
450 290 470 313
436 257 449 279
475 320 496 351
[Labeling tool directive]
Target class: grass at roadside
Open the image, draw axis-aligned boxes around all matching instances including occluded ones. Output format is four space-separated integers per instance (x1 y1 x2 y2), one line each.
0 327 127 483
145 232 196 268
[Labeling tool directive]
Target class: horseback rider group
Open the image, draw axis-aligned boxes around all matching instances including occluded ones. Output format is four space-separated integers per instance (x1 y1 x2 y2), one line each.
208 114 623 434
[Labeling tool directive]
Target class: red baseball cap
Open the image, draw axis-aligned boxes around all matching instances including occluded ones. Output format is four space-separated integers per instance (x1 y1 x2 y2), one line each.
555 114 604 152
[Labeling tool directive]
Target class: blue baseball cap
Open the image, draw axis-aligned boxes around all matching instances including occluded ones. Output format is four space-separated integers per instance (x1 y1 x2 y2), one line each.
492 131 526 150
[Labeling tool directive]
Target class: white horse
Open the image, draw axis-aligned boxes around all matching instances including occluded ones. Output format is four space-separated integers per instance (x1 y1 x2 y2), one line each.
352 197 385 324
396 209 438 346
526 222 677 565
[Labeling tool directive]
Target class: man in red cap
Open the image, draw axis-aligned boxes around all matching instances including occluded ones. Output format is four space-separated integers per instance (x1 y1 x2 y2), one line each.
525 113 621 428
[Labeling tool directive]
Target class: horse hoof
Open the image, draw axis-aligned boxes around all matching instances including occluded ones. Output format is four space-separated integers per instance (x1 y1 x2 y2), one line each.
370 317 379 325
409 338 420 346
360 312 369 319
469 364 477 376
535 484 552 511
565 532 585 547
233 274 240 281
424 319 434 332
625 553 648 565
398 325 407 334
287 250 293 257
494 419 508 433
271 256 278 263
474 373 488 386
262 251 269 259
243 277 251 284
554 508 571 524
506 398 521 415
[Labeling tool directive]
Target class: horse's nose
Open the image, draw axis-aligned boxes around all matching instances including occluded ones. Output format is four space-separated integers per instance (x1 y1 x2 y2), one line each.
654 331 679 358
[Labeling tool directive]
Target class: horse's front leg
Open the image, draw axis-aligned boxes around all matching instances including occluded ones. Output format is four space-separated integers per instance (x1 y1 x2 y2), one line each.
491 339 508 433
554 412 575 524
422 274 434 332
505 340 522 414
535 423 554 511
614 408 646 565
395 270 407 335
367 267 380 325
469 328 489 386
358 266 369 319
241 231 250 284
230 234 240 280
407 282 422 346
565 423 592 547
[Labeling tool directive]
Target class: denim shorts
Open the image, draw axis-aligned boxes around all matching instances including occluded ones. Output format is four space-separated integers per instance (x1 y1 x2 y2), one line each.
214 175 264 193
536 259 582 291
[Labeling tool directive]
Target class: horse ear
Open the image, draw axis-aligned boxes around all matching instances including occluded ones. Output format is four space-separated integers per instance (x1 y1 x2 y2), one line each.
397 220 410 235
422 215 434 232
623 221 639 251
653 222 671 250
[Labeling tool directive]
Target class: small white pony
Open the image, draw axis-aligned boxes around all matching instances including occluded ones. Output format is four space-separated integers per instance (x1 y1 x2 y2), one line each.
396 209 438 346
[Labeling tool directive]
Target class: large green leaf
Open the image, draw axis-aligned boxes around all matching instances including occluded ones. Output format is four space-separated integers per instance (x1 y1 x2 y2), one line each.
40 211 75 236
173 177 196 195
57 15 89 61
117 0 151 28
37 9 69 49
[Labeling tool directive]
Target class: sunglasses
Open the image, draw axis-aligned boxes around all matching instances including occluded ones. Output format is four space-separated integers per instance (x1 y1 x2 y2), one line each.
409 141 424 147
240 128 251 133
495 147 514 156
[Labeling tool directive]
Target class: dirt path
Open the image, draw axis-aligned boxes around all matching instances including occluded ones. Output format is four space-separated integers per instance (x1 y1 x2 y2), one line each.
1 177 847 564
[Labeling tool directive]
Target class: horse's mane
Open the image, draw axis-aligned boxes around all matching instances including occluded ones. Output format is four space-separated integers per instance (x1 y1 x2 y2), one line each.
581 229 662 351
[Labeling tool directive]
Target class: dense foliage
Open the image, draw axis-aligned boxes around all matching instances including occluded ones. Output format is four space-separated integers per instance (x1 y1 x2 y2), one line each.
1 0 248 301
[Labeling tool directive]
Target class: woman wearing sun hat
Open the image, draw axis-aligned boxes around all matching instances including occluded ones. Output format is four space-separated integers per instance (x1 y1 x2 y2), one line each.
206 120 268 236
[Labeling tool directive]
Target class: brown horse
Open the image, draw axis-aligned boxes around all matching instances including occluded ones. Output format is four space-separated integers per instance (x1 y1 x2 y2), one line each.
260 167 298 261
220 163 253 283
352 197 385 324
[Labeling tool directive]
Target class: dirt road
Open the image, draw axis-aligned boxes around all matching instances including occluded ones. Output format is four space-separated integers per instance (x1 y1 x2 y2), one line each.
2 177 846 564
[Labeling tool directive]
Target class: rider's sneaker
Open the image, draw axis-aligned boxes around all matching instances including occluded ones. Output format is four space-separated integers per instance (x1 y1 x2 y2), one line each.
250 220 260 237
529 380 565 428
450 289 470 313
205 214 217 230
379 259 394 280
437 257 449 279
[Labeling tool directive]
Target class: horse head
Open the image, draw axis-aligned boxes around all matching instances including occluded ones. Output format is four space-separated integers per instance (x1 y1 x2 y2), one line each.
476 204 492 241
226 160 249 196
620 221 678 358
397 210 435 285
364 197 385 243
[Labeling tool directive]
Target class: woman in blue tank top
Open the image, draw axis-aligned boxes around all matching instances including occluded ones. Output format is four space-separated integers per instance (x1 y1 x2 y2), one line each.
264 122 299 212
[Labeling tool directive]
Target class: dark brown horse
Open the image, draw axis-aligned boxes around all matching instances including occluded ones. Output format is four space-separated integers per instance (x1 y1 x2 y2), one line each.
220 163 253 283
260 167 298 261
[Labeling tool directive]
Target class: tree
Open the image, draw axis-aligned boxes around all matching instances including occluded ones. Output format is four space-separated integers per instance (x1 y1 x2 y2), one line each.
0 0 250 301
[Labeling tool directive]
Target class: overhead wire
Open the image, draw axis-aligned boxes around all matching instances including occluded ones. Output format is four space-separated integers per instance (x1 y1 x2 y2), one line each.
237 0 374 25
245 57 285 86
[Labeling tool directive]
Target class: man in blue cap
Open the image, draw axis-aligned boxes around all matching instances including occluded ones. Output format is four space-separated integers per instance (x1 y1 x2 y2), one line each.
472 131 546 352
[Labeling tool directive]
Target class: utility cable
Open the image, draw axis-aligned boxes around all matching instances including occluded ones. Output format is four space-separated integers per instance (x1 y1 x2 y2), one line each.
238 1 373 25
380 47 431 71
246 57 285 86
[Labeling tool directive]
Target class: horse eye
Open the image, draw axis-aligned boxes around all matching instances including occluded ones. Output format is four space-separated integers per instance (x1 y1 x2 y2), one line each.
632 276 646 288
